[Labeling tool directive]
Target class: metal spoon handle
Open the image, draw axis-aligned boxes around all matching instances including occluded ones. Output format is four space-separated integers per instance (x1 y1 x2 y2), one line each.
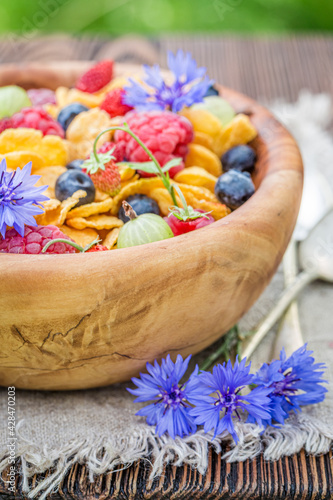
272 239 304 358
242 269 317 360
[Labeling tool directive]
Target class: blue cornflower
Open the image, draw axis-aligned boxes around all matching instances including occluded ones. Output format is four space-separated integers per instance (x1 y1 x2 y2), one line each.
187 357 272 443
250 344 328 426
127 354 199 439
0 159 48 238
123 50 214 113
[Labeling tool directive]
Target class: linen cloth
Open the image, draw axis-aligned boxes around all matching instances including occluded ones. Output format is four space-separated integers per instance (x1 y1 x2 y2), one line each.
0 92 333 499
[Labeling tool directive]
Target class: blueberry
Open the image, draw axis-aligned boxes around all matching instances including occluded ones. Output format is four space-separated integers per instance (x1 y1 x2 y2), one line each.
66 159 84 170
204 85 219 97
222 145 256 173
55 170 95 207
118 194 160 223
57 103 89 132
215 170 255 210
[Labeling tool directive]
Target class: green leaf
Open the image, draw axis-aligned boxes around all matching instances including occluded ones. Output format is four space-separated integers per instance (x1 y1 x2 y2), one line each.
83 150 115 175
118 157 182 175
119 161 160 174
161 157 182 172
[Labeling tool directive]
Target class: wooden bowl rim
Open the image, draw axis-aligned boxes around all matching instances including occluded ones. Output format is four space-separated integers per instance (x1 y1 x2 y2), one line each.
0 61 303 269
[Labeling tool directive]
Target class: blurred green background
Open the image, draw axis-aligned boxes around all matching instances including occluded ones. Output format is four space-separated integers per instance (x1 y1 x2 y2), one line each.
1 0 333 36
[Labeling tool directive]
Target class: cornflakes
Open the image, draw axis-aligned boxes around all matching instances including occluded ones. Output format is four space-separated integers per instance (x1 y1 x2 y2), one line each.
212 113 257 157
36 166 67 198
60 225 99 247
174 167 217 193
185 143 222 177
35 190 87 226
0 151 45 172
174 182 218 203
0 129 68 166
192 131 214 151
149 188 175 216
65 197 114 219
67 215 123 231
56 86 103 109
180 108 222 139
190 199 231 220
119 164 136 182
102 227 121 249
66 108 112 145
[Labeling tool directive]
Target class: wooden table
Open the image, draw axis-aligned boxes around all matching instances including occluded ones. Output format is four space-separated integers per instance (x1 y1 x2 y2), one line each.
1 35 333 499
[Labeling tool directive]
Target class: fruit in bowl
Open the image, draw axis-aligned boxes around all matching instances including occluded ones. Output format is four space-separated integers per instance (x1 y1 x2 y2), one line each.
0 53 303 390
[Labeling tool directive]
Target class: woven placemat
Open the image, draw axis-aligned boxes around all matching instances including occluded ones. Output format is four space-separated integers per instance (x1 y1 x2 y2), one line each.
1 92 333 500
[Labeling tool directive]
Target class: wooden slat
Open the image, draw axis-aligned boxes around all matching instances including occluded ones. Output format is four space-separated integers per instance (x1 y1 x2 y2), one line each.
0 35 332 499
1 449 333 499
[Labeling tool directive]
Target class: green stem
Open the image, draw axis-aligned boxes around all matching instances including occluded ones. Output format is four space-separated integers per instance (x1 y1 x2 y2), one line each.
173 184 190 216
42 237 100 254
199 325 240 371
93 125 178 207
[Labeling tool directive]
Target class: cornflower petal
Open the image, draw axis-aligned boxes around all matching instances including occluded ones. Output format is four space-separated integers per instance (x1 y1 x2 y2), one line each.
127 354 200 439
252 344 328 425
124 51 213 113
0 159 49 238
188 357 272 443
143 64 165 90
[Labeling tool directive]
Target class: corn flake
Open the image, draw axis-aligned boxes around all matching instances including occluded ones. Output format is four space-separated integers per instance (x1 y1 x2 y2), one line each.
35 166 67 198
119 164 137 182
55 86 103 109
95 188 110 202
103 227 121 249
66 197 114 219
44 104 59 119
180 108 222 139
192 131 214 151
190 198 231 220
42 198 61 211
0 129 68 166
60 225 99 247
67 215 123 231
0 151 45 172
66 108 112 154
174 182 217 203
174 167 217 193
149 188 175 216
36 190 87 226
185 143 222 177
212 113 257 157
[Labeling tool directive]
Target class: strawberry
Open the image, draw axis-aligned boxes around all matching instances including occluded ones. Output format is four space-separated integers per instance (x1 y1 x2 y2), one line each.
86 244 108 252
75 60 113 94
83 150 121 196
100 88 132 118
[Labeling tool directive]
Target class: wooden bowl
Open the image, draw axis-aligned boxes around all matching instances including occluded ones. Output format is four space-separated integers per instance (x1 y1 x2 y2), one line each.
0 62 303 391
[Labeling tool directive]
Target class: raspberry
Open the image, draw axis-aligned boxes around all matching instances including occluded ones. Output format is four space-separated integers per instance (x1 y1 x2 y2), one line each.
75 60 113 94
0 117 13 134
114 111 193 178
86 244 108 252
97 141 126 162
0 225 76 254
100 88 132 118
11 107 65 138
27 88 56 107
